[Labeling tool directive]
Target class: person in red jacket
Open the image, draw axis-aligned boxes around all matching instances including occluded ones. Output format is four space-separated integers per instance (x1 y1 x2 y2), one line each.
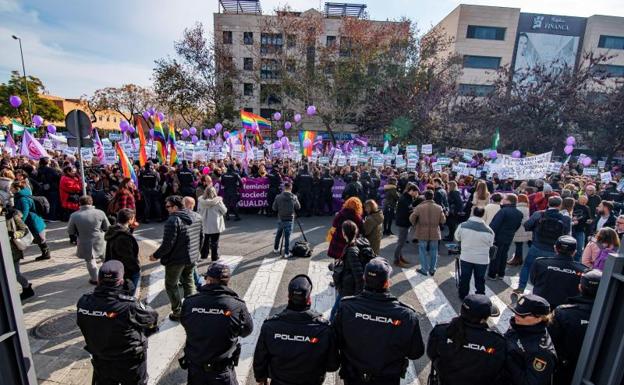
528 183 559 214
59 166 82 222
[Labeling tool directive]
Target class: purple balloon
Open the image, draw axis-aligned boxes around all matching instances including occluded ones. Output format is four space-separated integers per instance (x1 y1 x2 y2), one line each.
47 124 57 134
149 128 155 138
284 121 292 130
142 111 151 121
273 112 282 121
273 141 282 149
276 130 284 138
488 150 498 159
512 150 521 158
581 157 592 167
566 136 576 146
303 138 311 147
223 131 230 139
280 137 289 146
32 115 43 127
148 107 156 116
181 129 190 138
9 95 22 108
203 128 210 137
157 112 165 122
209 128 217 136
191 135 199 144
564 145 574 155
127 126 135 134
120 120 130 131
294 114 302 123
189 127 197 135
306 105 316 116
215 123 223 131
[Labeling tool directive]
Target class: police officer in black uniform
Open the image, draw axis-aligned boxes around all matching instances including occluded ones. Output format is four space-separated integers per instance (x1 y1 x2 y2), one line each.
548 269 602 385
139 161 161 223
360 170 372 203
530 235 586 308
320 168 334 215
221 165 243 221
253 274 339 384
427 294 507 384
180 262 253 385
342 172 365 206
369 169 381 203
177 160 196 198
76 260 158 385
293 164 314 217
505 294 557 385
334 257 425 385
267 166 282 217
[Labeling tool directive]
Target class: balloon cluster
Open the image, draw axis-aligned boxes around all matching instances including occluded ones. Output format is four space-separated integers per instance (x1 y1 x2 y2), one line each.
564 136 575 155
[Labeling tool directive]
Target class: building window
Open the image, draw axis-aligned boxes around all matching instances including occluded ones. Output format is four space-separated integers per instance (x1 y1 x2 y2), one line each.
340 37 352 57
261 33 283 54
244 107 254 113
598 35 624 50
244 57 253 71
466 25 505 41
595 64 624 78
260 108 277 120
260 84 282 105
223 31 232 44
98 116 102 122
243 32 253 45
326 35 336 47
243 83 254 96
113 117 117 123
463 55 501 69
260 59 280 79
287 34 296 48
106 116 110 122
458 83 495 97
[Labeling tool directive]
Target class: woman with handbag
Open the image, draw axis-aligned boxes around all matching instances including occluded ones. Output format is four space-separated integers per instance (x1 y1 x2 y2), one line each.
11 180 51 261
330 220 364 321
5 207 35 300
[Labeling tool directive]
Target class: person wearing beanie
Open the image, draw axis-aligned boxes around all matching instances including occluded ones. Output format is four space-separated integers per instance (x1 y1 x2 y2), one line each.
334 258 425 385
427 294 507 384
180 262 253 385
504 294 557 385
76 260 158 385
253 274 339 385
549 270 602 385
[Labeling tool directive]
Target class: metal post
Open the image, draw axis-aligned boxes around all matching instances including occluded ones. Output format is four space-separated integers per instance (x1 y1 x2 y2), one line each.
74 112 87 196
12 36 33 125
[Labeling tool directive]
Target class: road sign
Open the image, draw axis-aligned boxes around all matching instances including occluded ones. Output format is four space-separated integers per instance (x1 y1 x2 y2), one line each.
65 110 91 139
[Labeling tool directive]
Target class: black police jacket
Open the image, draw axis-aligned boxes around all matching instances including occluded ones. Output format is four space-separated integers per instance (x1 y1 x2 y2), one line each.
342 181 364 203
76 286 158 361
320 176 334 194
530 254 586 309
395 193 414 228
221 172 242 194
268 172 282 190
139 169 160 190
181 284 253 366
369 176 381 200
504 319 557 385
177 168 195 190
548 295 594 385
294 173 314 195
427 320 507 385
334 290 425 380
253 308 339 385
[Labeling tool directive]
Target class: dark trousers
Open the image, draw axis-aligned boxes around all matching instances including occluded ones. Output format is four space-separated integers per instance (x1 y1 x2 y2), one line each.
321 192 333 214
142 189 162 221
201 233 221 261
488 242 511 278
92 356 147 385
299 192 313 216
267 189 279 215
224 193 239 219
446 214 459 240
459 260 487 299
188 364 238 385
344 377 400 385
383 207 395 233
44 190 61 220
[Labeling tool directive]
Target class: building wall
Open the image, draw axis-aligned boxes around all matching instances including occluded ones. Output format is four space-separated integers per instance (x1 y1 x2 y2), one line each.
39 94 124 131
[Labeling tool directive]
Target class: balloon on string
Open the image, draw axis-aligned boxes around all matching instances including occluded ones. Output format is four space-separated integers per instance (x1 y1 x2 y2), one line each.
32 115 43 127
581 157 592 167
202 167 211 175
276 130 284 138
120 120 130 131
149 129 155 138
284 121 292 130
181 129 190 138
512 150 521 158
303 138 311 147
280 137 289 146
142 111 151 121
215 123 223 131
191 135 198 144
157 112 165 122
209 128 217 136
223 131 230 139
203 128 210 138
189 127 197 135
488 150 498 159
566 136 576 146
306 105 316 116
148 107 156 116
127 125 135 134
273 141 282 149
47 124 57 134
9 95 22 108
564 145 574 155
294 114 302 123
273 112 282 121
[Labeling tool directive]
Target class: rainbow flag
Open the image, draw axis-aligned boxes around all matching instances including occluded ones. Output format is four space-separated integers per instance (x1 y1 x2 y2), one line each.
167 121 178 165
240 110 271 130
115 143 139 186
136 119 148 167
153 115 167 163
299 130 317 157
254 130 263 145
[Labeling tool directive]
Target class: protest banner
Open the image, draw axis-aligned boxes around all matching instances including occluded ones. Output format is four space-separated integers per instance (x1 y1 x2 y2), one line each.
236 177 269 208
497 152 552 180
600 171 612 183
583 167 599 176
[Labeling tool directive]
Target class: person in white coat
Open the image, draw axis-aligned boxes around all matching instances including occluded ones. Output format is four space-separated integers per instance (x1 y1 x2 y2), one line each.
198 184 227 261
509 193 532 266
454 207 494 299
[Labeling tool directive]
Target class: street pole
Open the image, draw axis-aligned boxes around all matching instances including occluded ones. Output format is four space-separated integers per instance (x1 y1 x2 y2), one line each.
12 35 33 125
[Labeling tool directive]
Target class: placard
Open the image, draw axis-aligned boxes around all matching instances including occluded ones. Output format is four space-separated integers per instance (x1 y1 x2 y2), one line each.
497 152 552 180
421 144 433 155
583 168 599 176
372 156 384 167
337 156 347 167
395 158 406 168
407 158 417 170
319 156 329 165
108 133 123 141
600 171 612 183
349 155 358 166
598 161 606 169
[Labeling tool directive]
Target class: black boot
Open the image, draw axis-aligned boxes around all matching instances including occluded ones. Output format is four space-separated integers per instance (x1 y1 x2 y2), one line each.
35 244 51 261
20 284 35 300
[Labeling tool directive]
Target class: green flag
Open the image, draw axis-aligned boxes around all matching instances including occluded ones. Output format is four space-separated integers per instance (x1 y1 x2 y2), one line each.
492 128 500 149
11 119 37 136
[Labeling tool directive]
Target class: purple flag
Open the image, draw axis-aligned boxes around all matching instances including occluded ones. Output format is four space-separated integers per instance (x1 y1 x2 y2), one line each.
20 130 49 160
5 131 18 156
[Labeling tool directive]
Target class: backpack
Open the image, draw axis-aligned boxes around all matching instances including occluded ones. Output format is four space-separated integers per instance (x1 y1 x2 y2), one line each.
594 247 615 271
355 237 376 266
30 196 50 215
536 212 565 245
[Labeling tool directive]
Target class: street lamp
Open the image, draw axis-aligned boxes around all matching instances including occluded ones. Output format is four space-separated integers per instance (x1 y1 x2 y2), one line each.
12 34 34 125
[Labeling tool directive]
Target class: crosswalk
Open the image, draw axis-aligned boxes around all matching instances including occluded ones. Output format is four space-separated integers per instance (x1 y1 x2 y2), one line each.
138 240 531 385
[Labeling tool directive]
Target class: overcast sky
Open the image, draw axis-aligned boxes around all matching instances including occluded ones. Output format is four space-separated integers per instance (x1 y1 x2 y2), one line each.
1 0 622 98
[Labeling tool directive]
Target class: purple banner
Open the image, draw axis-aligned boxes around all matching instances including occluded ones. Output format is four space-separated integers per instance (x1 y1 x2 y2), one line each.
238 177 269 208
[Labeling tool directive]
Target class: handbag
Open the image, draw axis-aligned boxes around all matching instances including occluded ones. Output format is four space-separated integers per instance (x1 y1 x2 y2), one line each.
13 226 34 251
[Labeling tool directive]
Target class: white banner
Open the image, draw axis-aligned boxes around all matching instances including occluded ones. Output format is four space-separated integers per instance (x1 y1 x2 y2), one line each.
496 152 553 180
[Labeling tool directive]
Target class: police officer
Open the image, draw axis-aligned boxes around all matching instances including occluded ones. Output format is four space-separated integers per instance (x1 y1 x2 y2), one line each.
267 166 282 217
427 294 507 384
293 164 314 217
548 270 602 385
139 161 161 223
320 168 334 215
177 160 196 198
505 294 557 385
369 169 381 203
221 165 243 221
253 274 339 384
342 171 364 205
334 257 425 385
76 260 158 385
180 262 253 385
360 170 372 203
530 235 586 308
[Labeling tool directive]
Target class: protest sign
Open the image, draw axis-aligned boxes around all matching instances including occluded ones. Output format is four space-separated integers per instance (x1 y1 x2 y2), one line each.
407 158 417 170
319 156 329 165
395 158 406 168
349 155 358 166
600 171 612 183
108 133 123 142
498 152 552 180
237 177 269 208
583 168 599 176
598 160 606 169
422 144 433 155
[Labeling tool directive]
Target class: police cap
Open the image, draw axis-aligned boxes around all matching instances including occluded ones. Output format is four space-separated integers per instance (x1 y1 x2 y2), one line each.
205 262 231 280
462 294 500 319
98 260 124 286
555 235 577 255
510 294 550 316
288 274 313 305
580 269 602 297
364 257 392 289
